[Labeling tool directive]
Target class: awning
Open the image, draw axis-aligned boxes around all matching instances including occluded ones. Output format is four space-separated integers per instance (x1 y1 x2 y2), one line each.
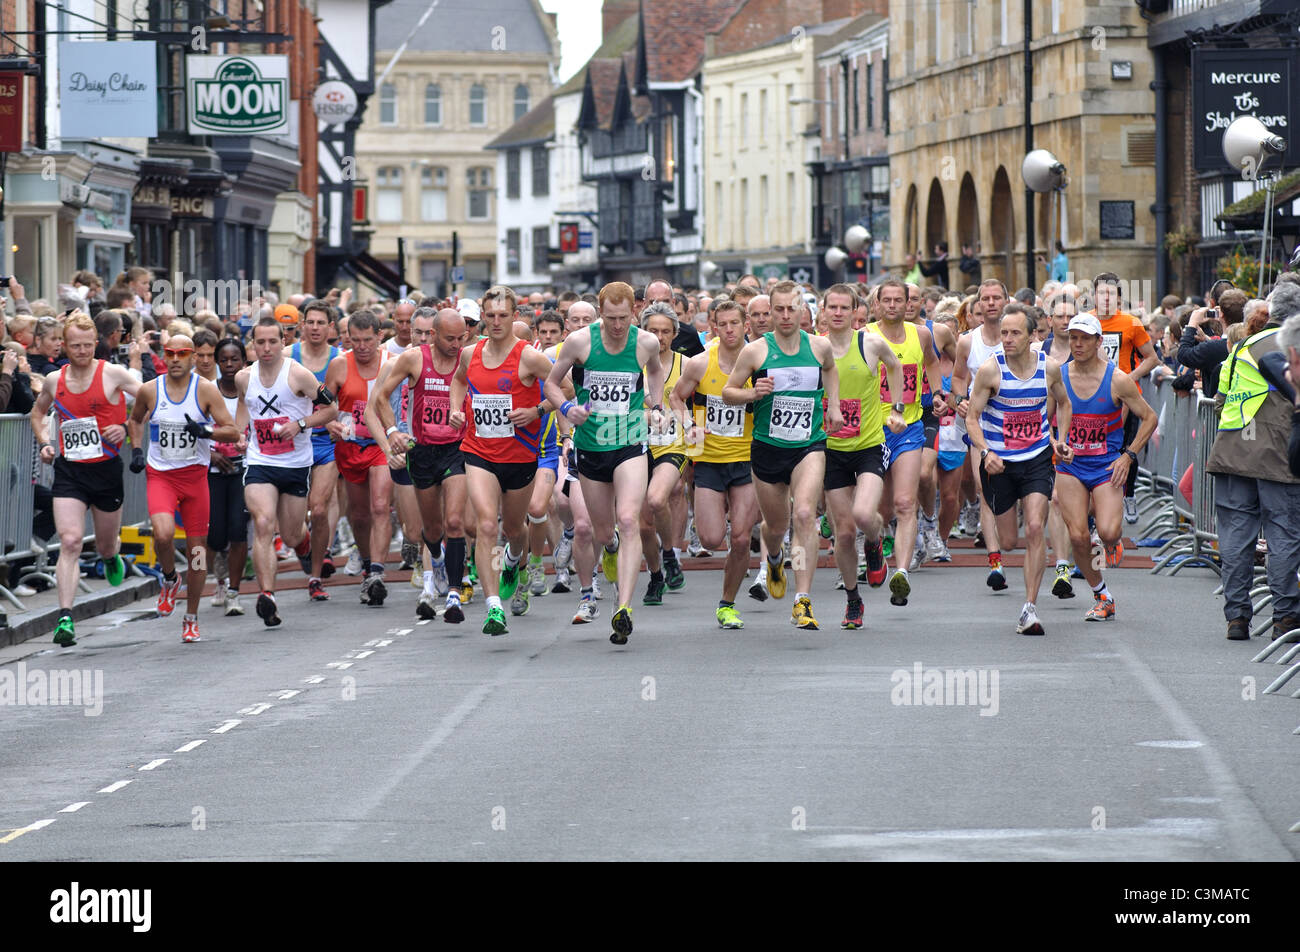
75 225 135 243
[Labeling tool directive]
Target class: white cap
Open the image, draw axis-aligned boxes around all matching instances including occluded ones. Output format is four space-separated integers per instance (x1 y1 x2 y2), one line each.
457 299 481 323
1067 314 1103 337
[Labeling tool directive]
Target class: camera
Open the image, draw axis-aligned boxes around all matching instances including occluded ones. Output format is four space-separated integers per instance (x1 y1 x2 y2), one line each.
0 276 10 288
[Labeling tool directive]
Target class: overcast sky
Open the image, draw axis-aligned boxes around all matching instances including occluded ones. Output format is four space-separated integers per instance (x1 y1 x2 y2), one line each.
540 0 603 83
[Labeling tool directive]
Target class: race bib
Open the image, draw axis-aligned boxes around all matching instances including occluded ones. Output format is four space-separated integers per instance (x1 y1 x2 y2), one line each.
769 394 814 442
253 416 294 456
472 393 514 439
1100 332 1121 364
880 362 919 405
1000 410 1043 452
157 419 199 462
648 409 678 447
705 394 744 438
351 399 372 441
1068 413 1110 456
60 417 102 462
833 397 861 438
585 371 637 416
417 392 451 437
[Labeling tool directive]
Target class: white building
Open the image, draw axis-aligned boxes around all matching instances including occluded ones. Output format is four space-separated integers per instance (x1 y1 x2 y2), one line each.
486 97 557 293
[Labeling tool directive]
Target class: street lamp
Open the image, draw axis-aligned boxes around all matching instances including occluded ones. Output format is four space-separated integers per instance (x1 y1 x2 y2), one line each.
1223 115 1288 291
1022 149 1067 281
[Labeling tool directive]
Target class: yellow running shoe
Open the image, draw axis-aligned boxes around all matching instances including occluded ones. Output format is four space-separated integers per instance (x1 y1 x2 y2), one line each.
766 559 787 599
460 580 474 604
601 528 620 582
791 595 819 630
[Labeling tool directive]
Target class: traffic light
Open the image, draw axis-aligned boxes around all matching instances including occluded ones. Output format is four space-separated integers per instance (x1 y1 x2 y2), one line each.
850 254 868 281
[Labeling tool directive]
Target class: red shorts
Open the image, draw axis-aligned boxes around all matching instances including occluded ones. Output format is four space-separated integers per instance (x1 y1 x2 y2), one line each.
335 441 388 484
146 463 210 537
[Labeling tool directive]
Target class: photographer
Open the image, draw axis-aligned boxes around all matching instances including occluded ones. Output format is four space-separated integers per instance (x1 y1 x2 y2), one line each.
93 308 153 382
1178 288 1245 399
0 343 35 413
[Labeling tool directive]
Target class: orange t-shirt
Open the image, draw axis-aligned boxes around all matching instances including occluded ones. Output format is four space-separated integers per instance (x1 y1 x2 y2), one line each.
1092 310 1150 373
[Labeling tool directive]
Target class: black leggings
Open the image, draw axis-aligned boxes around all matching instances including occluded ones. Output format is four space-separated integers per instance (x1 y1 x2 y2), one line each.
207 470 250 553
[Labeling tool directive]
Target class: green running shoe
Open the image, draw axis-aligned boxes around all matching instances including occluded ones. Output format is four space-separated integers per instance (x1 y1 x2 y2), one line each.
663 552 685 591
483 605 508 636
819 514 833 539
882 535 894 559
105 553 125 587
643 575 665 606
716 604 744 629
499 561 521 601
53 615 76 646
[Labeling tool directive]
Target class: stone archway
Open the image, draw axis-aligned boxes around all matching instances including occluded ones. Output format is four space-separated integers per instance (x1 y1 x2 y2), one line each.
957 172 979 253
990 166 1016 288
924 177 948 259
903 183 918 261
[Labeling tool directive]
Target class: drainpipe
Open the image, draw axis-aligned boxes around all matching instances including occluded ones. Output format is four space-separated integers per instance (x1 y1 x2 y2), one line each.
1151 45 1170 297
1023 0 1035 287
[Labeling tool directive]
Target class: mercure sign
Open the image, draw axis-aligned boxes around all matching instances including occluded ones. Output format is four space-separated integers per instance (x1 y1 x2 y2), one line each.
187 55 289 136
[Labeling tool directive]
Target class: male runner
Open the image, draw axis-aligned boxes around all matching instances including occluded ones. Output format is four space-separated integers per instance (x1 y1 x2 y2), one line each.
30 313 142 646
545 281 665 645
290 301 341 597
820 284 906 628
236 315 338 627
908 283 959 568
639 302 689 606
1053 313 1157 622
965 304 1073 636
743 293 776 598
723 281 842 630
127 335 239 642
1041 290 1079 599
208 337 250 616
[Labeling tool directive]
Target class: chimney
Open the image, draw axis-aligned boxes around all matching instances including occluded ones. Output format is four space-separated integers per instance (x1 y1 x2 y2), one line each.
602 0 639 39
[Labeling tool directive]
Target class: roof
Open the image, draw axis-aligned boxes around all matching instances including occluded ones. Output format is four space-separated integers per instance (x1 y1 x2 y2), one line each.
485 95 556 149
1217 168 1300 227
375 0 556 55
585 59 624 129
555 11 640 98
639 0 742 84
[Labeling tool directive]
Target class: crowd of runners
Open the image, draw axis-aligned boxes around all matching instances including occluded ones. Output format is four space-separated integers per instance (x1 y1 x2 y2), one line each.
28 268 1210 646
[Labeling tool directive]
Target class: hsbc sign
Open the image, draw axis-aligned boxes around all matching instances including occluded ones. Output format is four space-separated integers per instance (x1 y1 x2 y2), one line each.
312 80 358 126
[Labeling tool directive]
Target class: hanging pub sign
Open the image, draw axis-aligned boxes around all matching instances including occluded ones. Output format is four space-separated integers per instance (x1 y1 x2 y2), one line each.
0 72 23 152
187 55 290 136
1191 48 1295 172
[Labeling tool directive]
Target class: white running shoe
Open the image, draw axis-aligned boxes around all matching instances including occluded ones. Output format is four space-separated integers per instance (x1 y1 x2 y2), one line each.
925 528 949 562
528 560 547 596
1016 602 1045 636
553 533 573 573
337 517 356 550
908 545 925 573
960 503 980 538
430 559 449 597
590 573 604 600
224 591 244 616
687 522 711 557
1123 496 1139 524
210 584 227 609
344 550 364 576
572 597 598 624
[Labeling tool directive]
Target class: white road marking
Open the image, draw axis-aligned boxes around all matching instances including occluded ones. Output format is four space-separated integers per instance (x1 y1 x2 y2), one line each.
394 628 412 636
303 676 325 684
98 780 132 793
238 703 272 716
1137 740 1203 749
139 759 169 771
175 740 206 753
352 650 374 659
326 661 353 669
211 719 241 734
0 818 56 842
374 639 392 647
273 690 301 700
60 802 90 813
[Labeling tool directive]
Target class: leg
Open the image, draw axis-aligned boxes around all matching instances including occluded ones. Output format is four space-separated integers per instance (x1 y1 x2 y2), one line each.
752 477 792 556
1213 474 1261 624
888 449 923 573
308 462 338 577
150 509 178 577
826 486 859 591
918 447 938 520
185 534 209 617
937 464 962 540
1021 493 1049 604
366 466 395 568
566 479 597 585
1056 474 1102 589
610 454 650 607
243 483 281 593
1048 495 1071 565
344 478 373 565
721 482 758 602
500 481 533 576
1255 479 1300 620
788 452 827 594
467 466 505 598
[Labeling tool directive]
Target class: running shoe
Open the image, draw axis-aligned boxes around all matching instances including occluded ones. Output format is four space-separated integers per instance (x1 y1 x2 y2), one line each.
182 616 201 643
510 586 530 616
500 560 522 601
344 550 363 576
908 545 924 573
748 572 769 602
105 553 125 587
1123 496 1139 525
156 574 181 617
551 569 571 595
361 571 387 607
469 554 480 584
225 591 244 616
528 558 547 596
483 605 508 636
601 529 620 582
925 529 950 563
889 569 911 606
1016 603 1045 636
400 539 420 571
791 596 819 630
417 591 437 620
321 554 336 579
430 558 450 597
590 573 604 600
298 553 312 576
766 560 787 600
834 572 846 590
553 533 573 574
444 593 465 624
716 604 744 629
337 517 355 550
819 514 833 539
841 598 865 630
782 540 792 567
1051 565 1075 599
687 523 711 557
308 578 329 602
256 591 281 627
1105 541 1124 569
663 551 685 591
610 606 633 645
960 504 980 537
53 615 76 647
864 538 887 588
210 585 227 609
643 575 665 606
460 580 474 604
572 596 598 624
881 535 894 559
1084 593 1116 622
986 567 1008 591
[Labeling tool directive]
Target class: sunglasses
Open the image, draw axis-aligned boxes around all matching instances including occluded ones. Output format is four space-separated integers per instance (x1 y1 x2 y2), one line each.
164 347 194 357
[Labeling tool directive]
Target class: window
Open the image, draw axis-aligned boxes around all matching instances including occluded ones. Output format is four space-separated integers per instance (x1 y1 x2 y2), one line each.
960 0 975 56
866 63 874 129
506 150 520 199
514 84 530 121
506 228 520 274
379 83 396 125
713 97 722 150
469 84 486 126
424 83 442 125
531 147 549 197
740 177 749 241
760 175 769 245
420 166 447 221
376 166 403 222
532 226 549 274
882 56 890 133
740 92 748 146
467 167 492 219
932 0 941 65
786 83 795 138
786 172 795 241
852 65 860 133
713 181 723 246
759 89 767 147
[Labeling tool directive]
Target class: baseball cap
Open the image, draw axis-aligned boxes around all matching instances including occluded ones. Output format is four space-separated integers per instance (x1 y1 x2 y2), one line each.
1067 314 1102 337
274 303 300 324
457 299 481 323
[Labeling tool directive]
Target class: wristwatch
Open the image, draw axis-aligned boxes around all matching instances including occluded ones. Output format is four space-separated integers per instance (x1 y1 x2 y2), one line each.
1123 449 1138 464
892 402 905 414
296 418 307 432
980 448 989 460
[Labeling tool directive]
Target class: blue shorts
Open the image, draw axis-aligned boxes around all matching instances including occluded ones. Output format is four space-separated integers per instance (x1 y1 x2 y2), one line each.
539 450 560 476
937 449 967 472
1056 455 1117 491
311 433 335 467
881 421 925 472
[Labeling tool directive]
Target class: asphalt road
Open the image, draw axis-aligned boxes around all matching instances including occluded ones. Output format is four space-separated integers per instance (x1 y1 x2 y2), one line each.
1 556 1296 861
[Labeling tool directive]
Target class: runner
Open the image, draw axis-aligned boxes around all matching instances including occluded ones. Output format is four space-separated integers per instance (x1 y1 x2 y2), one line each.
820 284 906 629
208 337 251 617
964 304 1073 636
450 286 555 636
639 302 689 606
290 301 341 597
544 281 665 645
930 311 969 551
866 277 949 607
744 293 776 599
722 281 842 630
525 310 569 601
29 313 142 646
127 335 239 642
236 315 339 627
669 301 756 628
369 307 470 622
909 283 959 569
1041 290 1079 599
1053 313 1157 623
324 311 395 608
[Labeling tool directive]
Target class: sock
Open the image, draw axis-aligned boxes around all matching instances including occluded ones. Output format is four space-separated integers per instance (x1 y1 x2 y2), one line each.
988 551 1002 571
581 586 594 600
423 534 444 564
674 547 684 560
528 553 543 567
423 571 434 594
1056 559 1069 569
846 586 861 602
504 543 521 569
486 595 502 611
1092 579 1110 599
719 600 734 609
164 570 177 583
309 576 320 585
445 537 466 590
563 526 574 540
650 570 663 582
365 560 382 575
58 609 72 620
795 591 809 602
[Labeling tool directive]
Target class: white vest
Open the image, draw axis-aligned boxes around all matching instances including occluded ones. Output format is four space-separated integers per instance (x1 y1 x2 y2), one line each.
244 358 313 468
146 372 212 471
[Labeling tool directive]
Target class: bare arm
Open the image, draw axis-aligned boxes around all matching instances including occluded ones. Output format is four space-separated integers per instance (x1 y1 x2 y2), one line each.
544 328 589 426
1045 361 1073 461
1130 338 1159 383
965 360 1002 471
814 337 843 436
952 335 973 415
866 336 907 433
367 350 420 455
722 341 767 406
448 348 473 431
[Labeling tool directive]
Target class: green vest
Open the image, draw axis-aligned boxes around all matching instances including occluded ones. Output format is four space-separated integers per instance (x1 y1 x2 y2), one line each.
752 331 826 449
1218 327 1280 432
574 325 646 452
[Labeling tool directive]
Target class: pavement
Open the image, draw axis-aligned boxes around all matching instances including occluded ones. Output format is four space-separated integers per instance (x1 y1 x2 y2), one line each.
1 541 1295 862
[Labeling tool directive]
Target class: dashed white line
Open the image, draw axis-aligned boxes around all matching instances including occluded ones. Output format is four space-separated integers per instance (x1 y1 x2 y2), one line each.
59 802 90 813
175 740 206 753
139 759 169 771
326 661 353 669
303 676 325 684
0 818 56 842
211 719 241 734
352 650 374 659
238 702 273 716
98 780 132 794
273 690 301 700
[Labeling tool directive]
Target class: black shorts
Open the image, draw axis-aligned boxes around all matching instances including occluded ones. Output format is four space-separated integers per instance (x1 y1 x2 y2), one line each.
980 446 1054 516
648 452 687 477
751 440 825 486
693 460 752 493
824 444 886 491
921 406 940 447
52 456 124 512
408 442 464 489
575 443 645 483
463 452 537 493
243 463 311 498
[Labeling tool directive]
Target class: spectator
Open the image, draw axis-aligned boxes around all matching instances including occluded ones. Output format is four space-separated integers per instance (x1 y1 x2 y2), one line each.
71 269 104 304
93 308 152 381
958 244 982 287
1277 312 1300 479
113 266 153 317
917 242 951 289
7 314 36 348
1178 288 1246 399
0 343 34 414
1207 282 1300 642
1038 240 1069 282
28 316 67 375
